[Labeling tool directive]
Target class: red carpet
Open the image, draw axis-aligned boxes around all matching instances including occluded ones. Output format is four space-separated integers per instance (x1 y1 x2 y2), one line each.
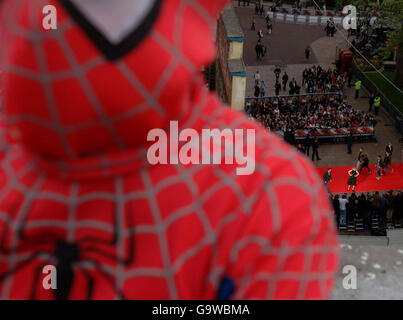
316 163 403 194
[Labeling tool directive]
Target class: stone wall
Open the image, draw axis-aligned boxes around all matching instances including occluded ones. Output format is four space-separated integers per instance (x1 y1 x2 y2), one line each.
216 4 246 110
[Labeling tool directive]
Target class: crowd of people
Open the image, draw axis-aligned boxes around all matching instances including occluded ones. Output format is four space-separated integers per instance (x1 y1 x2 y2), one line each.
302 65 346 94
331 191 403 231
252 65 346 98
245 93 376 135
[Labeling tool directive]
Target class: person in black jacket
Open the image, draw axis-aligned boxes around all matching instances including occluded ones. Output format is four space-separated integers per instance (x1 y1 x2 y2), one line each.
357 193 366 220
386 142 393 156
254 83 260 98
347 131 353 154
304 134 311 156
275 81 281 96
311 136 321 161
323 168 332 193
376 155 384 180
255 42 262 60
282 72 289 90
363 193 372 230
347 193 357 223
359 152 371 174
383 151 393 175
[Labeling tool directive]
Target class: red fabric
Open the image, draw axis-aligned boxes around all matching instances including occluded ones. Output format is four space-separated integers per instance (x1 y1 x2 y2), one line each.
0 0 339 299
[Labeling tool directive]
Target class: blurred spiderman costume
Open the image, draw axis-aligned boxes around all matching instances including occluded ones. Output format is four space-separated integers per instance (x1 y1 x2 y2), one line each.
0 0 339 299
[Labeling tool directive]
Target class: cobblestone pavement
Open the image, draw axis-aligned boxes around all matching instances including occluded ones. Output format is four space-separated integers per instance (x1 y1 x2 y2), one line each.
332 244 403 300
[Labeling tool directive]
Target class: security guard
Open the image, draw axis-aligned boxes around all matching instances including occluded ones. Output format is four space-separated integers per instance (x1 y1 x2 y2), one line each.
355 79 362 99
374 94 381 116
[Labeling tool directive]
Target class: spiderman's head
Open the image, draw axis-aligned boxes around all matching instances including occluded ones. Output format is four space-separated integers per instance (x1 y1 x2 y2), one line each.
0 0 229 160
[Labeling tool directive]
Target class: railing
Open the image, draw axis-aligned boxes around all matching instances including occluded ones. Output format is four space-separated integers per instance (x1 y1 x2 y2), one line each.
351 61 403 136
245 92 346 101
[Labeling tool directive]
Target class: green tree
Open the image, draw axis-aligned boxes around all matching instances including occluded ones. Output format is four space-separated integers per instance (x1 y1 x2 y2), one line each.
374 0 403 89
352 0 403 88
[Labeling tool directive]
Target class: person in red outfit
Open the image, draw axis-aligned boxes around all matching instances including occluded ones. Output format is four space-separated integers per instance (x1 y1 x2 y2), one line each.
0 0 339 299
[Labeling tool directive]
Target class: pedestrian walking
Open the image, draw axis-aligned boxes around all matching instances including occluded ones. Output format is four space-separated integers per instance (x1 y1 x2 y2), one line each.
359 153 372 174
305 46 311 60
383 152 394 175
386 142 393 156
376 155 384 180
267 20 272 34
258 29 263 41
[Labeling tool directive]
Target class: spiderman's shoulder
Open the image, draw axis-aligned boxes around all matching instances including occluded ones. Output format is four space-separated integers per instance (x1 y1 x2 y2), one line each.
193 98 327 224
0 116 12 161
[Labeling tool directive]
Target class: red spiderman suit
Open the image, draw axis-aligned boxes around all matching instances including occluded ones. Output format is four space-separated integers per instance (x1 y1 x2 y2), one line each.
0 0 339 299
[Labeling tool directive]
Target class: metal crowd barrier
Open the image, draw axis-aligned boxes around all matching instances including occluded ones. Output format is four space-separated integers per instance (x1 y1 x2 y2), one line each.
245 92 346 102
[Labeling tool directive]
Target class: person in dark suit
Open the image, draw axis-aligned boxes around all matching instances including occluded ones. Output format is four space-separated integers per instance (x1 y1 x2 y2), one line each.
386 142 393 156
305 46 311 59
304 134 311 156
347 131 353 154
274 67 281 81
282 72 289 90
255 42 262 60
289 78 296 95
311 136 321 161
359 153 372 174
323 168 332 193
254 82 260 98
275 81 281 96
